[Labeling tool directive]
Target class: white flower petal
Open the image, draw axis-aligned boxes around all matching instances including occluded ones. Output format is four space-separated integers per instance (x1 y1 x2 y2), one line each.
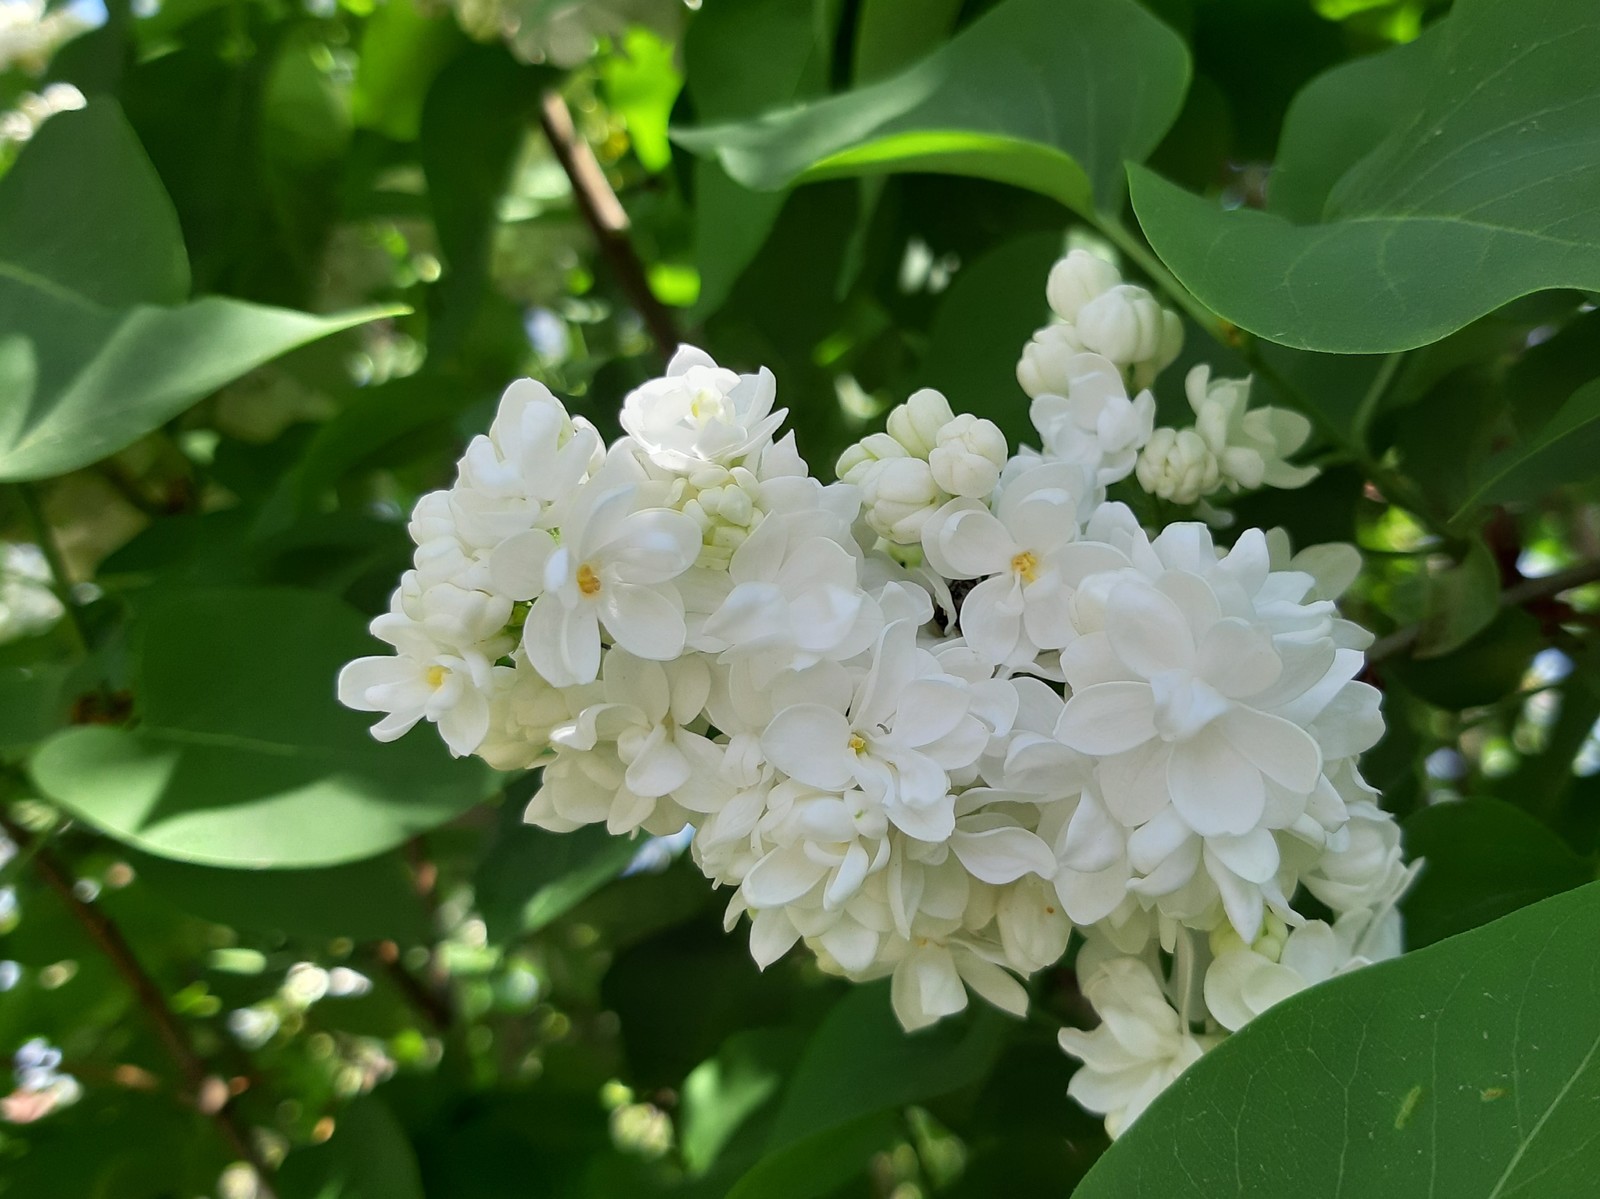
1055 682 1158 756
950 826 1057 884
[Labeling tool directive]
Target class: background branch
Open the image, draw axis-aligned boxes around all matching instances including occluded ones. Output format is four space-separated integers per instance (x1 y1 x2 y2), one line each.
0 815 278 1195
1366 558 1600 665
538 89 681 359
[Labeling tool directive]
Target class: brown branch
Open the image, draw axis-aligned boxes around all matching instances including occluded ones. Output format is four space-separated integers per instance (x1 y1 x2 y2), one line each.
537 89 681 359
1367 558 1600 665
0 815 278 1196
372 941 454 1033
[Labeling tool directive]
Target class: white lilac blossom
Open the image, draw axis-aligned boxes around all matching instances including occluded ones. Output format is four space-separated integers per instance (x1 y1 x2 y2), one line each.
1058 956 1218 1139
0 0 93 74
1027 352 1156 486
1136 365 1318 504
342 274 1409 1142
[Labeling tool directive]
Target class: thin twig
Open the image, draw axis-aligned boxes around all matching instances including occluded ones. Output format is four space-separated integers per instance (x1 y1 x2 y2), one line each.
1367 558 1600 664
373 943 455 1033
13 484 91 655
537 89 680 358
0 814 278 1195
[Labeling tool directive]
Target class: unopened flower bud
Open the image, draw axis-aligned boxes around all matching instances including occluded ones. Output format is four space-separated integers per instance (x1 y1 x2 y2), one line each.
1075 285 1182 382
885 389 956 458
996 877 1072 973
1135 427 1220 504
861 457 943 544
928 414 1006 498
1045 249 1121 322
1016 323 1087 399
836 432 907 485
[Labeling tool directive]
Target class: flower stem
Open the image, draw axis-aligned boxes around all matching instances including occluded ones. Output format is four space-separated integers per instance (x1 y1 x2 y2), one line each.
14 483 92 655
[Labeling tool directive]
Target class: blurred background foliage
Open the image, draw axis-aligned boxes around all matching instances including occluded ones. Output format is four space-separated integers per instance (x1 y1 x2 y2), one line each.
0 0 1597 1194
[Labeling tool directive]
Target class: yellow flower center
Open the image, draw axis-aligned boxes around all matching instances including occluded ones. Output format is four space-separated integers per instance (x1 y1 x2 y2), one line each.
848 734 867 753
577 563 602 596
425 665 448 689
1011 550 1039 583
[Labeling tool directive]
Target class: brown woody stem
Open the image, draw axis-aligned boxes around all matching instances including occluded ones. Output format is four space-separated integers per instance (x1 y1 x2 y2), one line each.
537 89 680 359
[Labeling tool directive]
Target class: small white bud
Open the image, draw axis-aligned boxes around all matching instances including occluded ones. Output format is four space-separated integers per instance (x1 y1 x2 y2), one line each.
1045 250 1121 322
1075 285 1173 374
1016 323 1087 399
996 877 1072 973
861 457 943 544
928 414 1006 498
836 432 907 485
885 389 956 458
1135 427 1220 504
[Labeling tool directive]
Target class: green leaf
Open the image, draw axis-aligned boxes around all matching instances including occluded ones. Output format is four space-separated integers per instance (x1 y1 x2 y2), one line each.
475 820 641 940
1403 798 1591 949
675 0 1190 215
1130 0 1600 352
601 27 682 173
1075 881 1600 1198
851 0 963 83
30 588 497 867
1390 607 1545 711
279 1097 426 1199
0 99 186 307
725 1111 903 1199
682 0 839 318
762 983 1005 1159
1416 539 1501 659
680 1027 805 1176
0 299 402 483
351 0 466 142
0 101 400 482
255 373 482 536
1456 378 1600 517
0 663 73 754
130 850 433 944
419 46 539 358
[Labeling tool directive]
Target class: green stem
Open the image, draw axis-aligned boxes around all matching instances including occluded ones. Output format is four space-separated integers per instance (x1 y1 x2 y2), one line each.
14 484 91 655
0 807 58 888
1351 350 1406 453
1097 215 1232 346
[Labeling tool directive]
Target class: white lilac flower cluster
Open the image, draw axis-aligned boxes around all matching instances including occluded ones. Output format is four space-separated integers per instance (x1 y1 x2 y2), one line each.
340 250 1412 1139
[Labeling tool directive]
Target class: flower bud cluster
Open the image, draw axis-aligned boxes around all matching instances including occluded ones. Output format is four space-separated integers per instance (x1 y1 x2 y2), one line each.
837 389 1007 545
1019 249 1182 399
343 258 1405 1142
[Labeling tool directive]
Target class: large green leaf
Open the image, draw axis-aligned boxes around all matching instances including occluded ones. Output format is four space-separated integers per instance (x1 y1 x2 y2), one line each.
0 299 400 482
676 0 1190 216
916 231 1065 447
724 982 1006 1197
130 850 433 944
682 0 840 318
419 46 539 358
0 101 399 482
30 588 496 867
1130 0 1600 352
475 820 641 941
1403 798 1591 949
1455 378 1600 517
1075 881 1600 1197
278 1097 426 1199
